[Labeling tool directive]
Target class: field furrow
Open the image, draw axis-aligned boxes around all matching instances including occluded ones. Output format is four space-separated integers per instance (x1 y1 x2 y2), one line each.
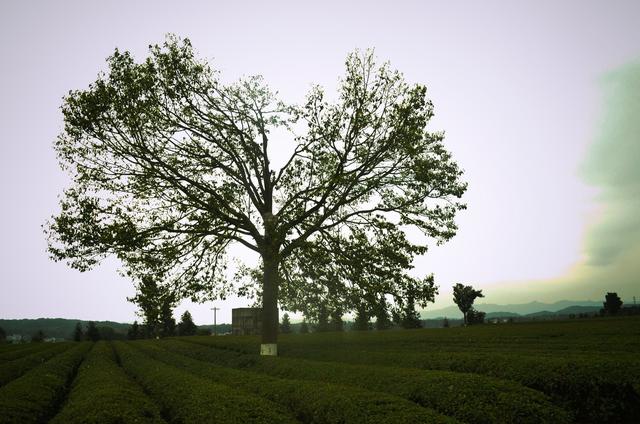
49 341 166 424
113 341 299 424
131 339 458 424
0 342 92 423
167 338 570 424
0 342 73 386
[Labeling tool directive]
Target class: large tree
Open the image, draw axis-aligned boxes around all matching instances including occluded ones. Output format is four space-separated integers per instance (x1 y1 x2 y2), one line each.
45 36 466 355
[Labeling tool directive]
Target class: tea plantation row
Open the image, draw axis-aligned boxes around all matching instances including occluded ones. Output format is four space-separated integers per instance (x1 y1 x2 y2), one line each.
0 317 637 423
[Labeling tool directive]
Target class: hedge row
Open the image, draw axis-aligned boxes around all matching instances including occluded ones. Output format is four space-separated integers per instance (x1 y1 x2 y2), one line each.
0 342 91 423
50 341 165 424
113 341 298 424
274 346 640 424
169 339 570 424
0 342 72 386
0 342 59 363
133 339 457 424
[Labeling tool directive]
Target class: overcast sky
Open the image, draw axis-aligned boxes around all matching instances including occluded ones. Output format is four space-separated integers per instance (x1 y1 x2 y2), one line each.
1 1 639 324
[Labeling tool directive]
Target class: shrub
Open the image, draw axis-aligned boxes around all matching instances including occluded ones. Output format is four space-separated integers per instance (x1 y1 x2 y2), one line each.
113 341 298 424
0 342 58 363
49 341 164 424
0 343 72 386
173 339 570 424
133 339 457 424
0 342 91 423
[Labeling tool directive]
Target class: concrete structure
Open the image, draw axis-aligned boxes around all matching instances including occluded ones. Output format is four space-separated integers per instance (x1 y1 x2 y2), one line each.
232 308 262 335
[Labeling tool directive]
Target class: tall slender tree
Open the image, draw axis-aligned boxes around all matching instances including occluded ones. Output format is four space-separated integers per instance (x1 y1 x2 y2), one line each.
177 310 197 336
280 313 292 334
73 322 83 341
45 36 466 355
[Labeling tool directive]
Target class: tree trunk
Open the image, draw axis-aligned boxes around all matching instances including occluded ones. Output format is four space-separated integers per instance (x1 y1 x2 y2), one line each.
260 250 279 355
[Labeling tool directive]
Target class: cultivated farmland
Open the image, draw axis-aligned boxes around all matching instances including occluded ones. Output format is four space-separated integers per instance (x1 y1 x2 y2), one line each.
0 317 638 423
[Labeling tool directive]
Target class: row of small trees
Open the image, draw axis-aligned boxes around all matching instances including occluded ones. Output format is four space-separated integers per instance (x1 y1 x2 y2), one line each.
126 310 200 340
279 283 486 332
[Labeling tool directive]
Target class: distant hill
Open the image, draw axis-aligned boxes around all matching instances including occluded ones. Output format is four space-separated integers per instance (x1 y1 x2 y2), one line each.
421 300 603 319
0 318 233 340
0 318 131 340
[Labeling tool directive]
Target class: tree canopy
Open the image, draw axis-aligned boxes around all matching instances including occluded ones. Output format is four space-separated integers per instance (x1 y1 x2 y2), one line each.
603 292 623 315
45 36 467 352
452 283 484 325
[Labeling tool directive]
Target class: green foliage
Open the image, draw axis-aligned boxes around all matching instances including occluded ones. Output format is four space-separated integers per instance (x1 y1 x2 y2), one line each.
45 36 467 343
177 338 569 424
374 296 392 330
299 319 309 334
329 310 344 332
128 276 177 338
279 313 291 334
0 326 5 342
399 292 423 329
31 330 45 342
49 341 164 424
127 321 140 340
72 322 83 342
0 343 54 362
0 342 91 423
85 322 100 342
177 311 197 336
467 308 486 325
603 292 623 315
452 283 484 325
138 339 457 424
353 304 371 331
0 343 72 386
0 318 130 340
113 341 297 423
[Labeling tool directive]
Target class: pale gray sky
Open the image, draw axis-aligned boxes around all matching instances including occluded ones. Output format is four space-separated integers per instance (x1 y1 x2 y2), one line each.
1 0 639 324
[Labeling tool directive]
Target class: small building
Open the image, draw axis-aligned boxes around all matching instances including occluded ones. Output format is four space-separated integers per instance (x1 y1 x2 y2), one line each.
232 308 262 335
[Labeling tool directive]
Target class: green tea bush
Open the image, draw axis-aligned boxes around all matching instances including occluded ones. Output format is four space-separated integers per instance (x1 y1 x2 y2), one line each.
171 339 570 424
271 347 640 424
0 342 91 423
0 342 72 386
134 339 458 424
49 341 165 424
113 341 297 424
0 343 56 362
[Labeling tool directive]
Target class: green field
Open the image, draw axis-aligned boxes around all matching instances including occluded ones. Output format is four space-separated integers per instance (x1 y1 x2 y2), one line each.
0 317 638 423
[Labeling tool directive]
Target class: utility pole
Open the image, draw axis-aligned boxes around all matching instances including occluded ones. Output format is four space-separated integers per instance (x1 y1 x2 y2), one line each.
211 307 220 336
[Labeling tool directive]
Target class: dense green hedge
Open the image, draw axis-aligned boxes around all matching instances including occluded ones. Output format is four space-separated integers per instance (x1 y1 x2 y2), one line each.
0 342 58 363
169 339 570 424
271 346 640 424
0 342 91 423
133 339 457 424
113 341 298 424
184 327 640 424
50 341 165 424
0 343 72 386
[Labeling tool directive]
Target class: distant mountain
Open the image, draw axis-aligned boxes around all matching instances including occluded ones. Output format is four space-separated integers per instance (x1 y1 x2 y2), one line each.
421 300 603 319
485 311 520 319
